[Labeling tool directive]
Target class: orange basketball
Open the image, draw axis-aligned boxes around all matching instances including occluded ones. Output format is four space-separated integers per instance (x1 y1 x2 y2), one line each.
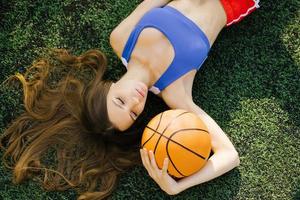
141 109 211 178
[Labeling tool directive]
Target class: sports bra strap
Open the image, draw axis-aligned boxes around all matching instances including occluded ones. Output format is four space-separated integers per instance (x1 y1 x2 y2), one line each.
121 25 144 65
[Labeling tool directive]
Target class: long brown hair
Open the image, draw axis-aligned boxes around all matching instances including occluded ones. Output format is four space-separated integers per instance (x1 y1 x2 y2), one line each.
0 48 146 200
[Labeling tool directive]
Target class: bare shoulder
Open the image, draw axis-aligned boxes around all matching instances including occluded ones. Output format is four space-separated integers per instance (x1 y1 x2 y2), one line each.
160 78 194 110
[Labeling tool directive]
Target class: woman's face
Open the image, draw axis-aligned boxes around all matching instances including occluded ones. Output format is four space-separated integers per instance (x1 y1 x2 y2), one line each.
106 79 148 131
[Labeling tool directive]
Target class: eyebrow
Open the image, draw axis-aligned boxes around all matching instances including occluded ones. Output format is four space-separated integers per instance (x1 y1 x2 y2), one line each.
112 100 135 121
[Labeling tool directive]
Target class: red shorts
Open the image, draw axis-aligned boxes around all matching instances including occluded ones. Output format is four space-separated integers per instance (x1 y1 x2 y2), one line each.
219 0 260 26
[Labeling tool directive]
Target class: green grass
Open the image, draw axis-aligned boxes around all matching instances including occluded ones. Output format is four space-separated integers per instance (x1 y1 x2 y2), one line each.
0 0 299 199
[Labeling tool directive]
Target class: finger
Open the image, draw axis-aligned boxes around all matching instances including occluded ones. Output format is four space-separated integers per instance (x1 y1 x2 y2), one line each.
140 149 146 166
162 157 169 175
149 150 160 179
141 149 150 170
149 150 157 169
143 148 155 177
143 148 151 169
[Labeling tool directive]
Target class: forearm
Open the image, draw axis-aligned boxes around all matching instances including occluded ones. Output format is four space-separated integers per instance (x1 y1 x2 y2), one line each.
177 150 239 193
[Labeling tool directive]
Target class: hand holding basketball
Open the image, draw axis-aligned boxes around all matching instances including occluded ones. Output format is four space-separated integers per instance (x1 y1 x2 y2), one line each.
141 109 211 178
139 148 181 195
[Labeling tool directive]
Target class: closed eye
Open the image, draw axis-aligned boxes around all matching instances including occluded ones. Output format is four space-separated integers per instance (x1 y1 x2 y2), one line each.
132 111 138 117
114 98 137 121
116 97 125 105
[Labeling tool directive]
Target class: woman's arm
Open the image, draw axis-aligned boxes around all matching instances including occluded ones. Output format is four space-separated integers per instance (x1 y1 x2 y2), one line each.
176 99 240 193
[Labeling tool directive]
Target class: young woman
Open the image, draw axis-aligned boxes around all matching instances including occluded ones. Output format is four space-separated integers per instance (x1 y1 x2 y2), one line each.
108 0 259 195
0 0 259 199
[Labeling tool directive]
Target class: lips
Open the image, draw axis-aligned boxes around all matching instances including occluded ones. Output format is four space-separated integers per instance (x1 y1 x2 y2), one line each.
136 88 145 98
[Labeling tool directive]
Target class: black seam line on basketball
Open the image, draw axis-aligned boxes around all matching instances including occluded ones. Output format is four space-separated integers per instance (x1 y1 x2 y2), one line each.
145 125 209 135
153 111 189 155
141 112 164 149
146 126 208 160
167 128 208 175
166 127 209 177
144 126 207 178
152 111 190 177
165 144 186 177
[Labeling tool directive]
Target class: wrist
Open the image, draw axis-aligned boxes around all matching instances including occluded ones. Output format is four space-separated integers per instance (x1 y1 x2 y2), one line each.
176 176 194 194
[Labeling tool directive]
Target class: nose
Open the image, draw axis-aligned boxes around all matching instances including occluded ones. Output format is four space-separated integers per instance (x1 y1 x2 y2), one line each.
126 96 140 112
132 96 140 105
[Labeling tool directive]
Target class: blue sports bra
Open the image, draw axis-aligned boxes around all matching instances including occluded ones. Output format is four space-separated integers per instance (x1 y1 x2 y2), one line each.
121 5 211 94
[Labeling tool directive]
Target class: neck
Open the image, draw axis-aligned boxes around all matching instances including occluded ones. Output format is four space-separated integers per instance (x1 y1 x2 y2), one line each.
122 58 156 89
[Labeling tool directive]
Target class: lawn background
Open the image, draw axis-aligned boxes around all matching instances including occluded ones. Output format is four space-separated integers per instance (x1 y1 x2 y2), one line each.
0 0 299 199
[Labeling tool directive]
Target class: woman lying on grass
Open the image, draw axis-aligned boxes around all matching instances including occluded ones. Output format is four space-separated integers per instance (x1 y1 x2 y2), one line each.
0 0 259 199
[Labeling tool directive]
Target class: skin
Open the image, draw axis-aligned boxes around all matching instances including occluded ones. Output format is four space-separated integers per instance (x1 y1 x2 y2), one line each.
107 0 240 195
